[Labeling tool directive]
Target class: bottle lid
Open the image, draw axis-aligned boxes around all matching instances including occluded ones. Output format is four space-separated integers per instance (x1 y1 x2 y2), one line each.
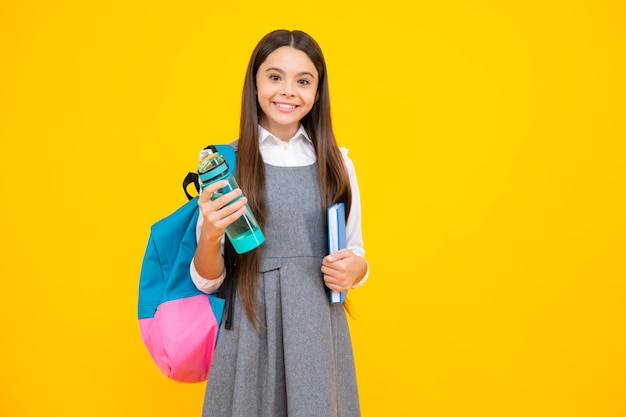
197 152 229 184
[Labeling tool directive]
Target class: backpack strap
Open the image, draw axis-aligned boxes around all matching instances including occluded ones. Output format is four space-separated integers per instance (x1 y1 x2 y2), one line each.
217 238 237 330
183 144 237 200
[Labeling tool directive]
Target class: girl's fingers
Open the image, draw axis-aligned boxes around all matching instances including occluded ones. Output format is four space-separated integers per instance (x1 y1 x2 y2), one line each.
202 194 248 229
199 181 244 210
198 180 228 202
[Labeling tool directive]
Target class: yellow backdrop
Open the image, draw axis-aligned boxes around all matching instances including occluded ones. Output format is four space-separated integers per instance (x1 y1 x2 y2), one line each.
1 1 625 416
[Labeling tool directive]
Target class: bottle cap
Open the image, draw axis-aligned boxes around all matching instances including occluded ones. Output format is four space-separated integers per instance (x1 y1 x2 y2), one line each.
197 152 229 185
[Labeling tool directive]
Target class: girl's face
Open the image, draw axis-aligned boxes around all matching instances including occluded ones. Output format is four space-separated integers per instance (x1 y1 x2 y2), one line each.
256 46 319 141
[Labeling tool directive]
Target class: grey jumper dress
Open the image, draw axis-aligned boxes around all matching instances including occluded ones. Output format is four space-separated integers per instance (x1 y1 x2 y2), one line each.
202 163 360 417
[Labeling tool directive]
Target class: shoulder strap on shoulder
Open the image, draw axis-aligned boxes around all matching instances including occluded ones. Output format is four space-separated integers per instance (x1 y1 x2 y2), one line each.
182 144 237 200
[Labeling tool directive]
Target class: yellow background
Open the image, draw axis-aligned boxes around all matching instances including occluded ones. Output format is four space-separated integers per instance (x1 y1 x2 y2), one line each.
1 1 625 416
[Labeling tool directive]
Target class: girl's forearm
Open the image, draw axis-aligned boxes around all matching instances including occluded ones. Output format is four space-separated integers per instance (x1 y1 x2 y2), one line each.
193 234 225 281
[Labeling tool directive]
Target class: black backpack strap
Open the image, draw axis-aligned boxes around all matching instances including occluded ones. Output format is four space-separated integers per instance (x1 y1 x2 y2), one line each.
182 172 199 200
217 238 237 330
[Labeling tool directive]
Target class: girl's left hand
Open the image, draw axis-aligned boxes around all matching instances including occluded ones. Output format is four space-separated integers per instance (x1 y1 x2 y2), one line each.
321 249 367 292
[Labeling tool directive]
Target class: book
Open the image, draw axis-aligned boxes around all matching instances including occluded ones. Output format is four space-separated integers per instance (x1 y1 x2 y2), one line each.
327 202 348 304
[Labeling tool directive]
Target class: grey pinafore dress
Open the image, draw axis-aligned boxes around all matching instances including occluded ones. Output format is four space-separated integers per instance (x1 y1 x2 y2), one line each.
202 163 360 417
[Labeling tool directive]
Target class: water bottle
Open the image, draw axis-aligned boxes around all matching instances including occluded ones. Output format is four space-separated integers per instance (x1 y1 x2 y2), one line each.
197 151 265 254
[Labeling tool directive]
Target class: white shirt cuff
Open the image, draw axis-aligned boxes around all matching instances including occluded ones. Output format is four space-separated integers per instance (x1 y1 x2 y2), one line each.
190 258 226 294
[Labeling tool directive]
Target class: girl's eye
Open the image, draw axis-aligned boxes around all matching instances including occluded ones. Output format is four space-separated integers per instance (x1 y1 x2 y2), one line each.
298 79 310 86
269 74 280 81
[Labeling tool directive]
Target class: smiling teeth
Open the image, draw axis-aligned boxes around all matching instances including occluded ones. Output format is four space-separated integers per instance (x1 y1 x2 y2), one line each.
276 103 296 110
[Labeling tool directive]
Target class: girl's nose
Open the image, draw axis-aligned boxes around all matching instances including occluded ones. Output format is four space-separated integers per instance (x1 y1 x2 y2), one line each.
281 84 295 97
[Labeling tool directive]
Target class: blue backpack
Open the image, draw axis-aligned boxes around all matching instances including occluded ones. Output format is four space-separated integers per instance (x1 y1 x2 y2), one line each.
138 144 236 383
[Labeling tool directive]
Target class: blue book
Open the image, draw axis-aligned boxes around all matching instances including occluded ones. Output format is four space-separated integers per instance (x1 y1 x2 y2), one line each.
327 203 347 304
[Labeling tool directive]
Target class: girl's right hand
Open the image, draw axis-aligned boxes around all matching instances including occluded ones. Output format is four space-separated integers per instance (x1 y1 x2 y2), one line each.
197 180 247 242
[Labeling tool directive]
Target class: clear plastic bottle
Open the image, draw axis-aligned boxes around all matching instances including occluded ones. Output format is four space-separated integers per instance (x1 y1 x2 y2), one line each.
197 152 265 254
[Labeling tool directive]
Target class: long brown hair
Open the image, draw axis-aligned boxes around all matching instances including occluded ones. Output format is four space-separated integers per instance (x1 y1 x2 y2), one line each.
232 29 352 328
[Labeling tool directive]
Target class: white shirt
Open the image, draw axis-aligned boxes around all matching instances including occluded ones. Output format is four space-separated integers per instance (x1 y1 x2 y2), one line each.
191 125 369 292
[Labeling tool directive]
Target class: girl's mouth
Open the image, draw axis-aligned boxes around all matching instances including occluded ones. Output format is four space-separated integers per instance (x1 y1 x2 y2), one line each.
274 102 297 111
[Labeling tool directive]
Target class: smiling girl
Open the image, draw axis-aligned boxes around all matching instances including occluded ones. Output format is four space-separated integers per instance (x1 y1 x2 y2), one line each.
191 29 368 417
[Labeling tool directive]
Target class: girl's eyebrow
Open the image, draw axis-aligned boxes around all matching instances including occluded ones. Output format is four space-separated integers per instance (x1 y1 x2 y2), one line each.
265 67 316 78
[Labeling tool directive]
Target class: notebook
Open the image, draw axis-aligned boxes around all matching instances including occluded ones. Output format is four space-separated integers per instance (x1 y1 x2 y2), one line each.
327 202 347 304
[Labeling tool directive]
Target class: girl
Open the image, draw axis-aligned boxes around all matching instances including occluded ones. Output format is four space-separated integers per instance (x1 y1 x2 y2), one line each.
191 29 368 417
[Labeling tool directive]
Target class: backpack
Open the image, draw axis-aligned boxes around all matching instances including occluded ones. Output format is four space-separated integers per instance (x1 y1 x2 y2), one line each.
138 144 236 383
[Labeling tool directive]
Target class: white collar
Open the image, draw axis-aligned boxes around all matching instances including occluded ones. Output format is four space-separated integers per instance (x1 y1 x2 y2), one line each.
258 125 312 145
